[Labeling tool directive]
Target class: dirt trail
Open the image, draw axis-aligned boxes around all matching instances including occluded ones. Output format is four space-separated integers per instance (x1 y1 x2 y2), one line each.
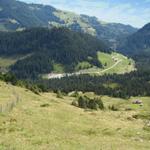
48 58 122 79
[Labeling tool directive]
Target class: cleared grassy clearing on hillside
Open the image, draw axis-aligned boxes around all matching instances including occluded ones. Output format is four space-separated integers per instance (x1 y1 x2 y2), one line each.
47 52 136 79
77 52 135 75
0 82 150 150
0 54 33 72
0 57 17 68
98 52 135 74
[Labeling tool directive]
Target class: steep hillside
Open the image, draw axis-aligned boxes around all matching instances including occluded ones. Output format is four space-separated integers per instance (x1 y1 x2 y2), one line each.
118 23 150 70
0 27 110 78
0 81 150 150
118 23 150 55
0 0 137 48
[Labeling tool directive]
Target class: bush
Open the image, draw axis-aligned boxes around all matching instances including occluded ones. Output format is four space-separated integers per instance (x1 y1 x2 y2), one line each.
87 97 104 110
88 99 98 110
56 90 63 98
78 96 89 109
74 96 104 110
94 97 104 110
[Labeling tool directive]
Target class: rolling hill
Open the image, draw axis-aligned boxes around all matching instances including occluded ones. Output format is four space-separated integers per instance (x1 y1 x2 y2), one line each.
0 0 137 48
0 80 150 150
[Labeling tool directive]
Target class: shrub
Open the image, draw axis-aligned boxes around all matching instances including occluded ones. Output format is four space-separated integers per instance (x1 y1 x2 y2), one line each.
73 96 104 110
88 99 99 110
78 96 89 109
94 97 104 110
30 85 41 95
87 97 104 110
56 90 63 98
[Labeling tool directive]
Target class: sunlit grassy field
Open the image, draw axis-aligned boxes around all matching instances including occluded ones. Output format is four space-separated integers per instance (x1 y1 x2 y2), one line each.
0 81 150 150
97 52 136 74
78 52 135 75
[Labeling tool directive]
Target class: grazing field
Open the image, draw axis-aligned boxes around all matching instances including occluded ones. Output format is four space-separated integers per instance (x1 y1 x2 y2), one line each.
47 52 136 79
96 52 135 74
0 81 21 113
0 81 150 150
75 52 136 75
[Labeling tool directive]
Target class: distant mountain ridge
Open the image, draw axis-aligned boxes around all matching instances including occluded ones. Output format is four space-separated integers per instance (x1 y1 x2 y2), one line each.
0 0 137 48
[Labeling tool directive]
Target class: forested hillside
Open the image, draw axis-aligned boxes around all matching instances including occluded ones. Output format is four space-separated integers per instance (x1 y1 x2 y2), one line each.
0 0 137 48
35 70 150 98
0 27 110 78
119 23 150 55
118 23 150 70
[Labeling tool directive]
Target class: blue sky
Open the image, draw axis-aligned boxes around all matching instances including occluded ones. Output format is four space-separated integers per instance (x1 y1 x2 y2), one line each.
19 0 150 28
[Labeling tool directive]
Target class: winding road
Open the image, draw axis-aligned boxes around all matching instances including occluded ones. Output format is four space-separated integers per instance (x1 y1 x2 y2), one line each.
47 58 123 79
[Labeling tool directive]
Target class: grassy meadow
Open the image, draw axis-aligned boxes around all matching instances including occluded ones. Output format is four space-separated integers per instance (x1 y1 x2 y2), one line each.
0 81 150 150
77 52 136 76
97 52 136 74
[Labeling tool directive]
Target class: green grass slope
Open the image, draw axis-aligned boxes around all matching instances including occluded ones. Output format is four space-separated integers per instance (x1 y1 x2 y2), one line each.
72 52 136 76
97 52 136 74
0 81 150 150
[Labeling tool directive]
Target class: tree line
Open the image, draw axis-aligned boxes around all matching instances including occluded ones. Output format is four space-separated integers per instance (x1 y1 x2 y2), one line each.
36 70 150 99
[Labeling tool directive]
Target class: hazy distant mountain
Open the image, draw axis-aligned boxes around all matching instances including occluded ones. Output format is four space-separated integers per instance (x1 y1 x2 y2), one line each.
0 0 137 48
118 23 150 55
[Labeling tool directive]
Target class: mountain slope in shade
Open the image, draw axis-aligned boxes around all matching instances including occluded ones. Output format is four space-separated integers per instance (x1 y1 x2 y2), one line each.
0 0 137 48
118 23 150 55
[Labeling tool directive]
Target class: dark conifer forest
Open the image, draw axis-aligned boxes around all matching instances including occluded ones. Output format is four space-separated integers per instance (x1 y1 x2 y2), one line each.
0 27 109 78
35 69 150 98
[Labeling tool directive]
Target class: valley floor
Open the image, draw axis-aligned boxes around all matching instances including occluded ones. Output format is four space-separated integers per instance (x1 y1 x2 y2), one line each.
0 81 150 150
